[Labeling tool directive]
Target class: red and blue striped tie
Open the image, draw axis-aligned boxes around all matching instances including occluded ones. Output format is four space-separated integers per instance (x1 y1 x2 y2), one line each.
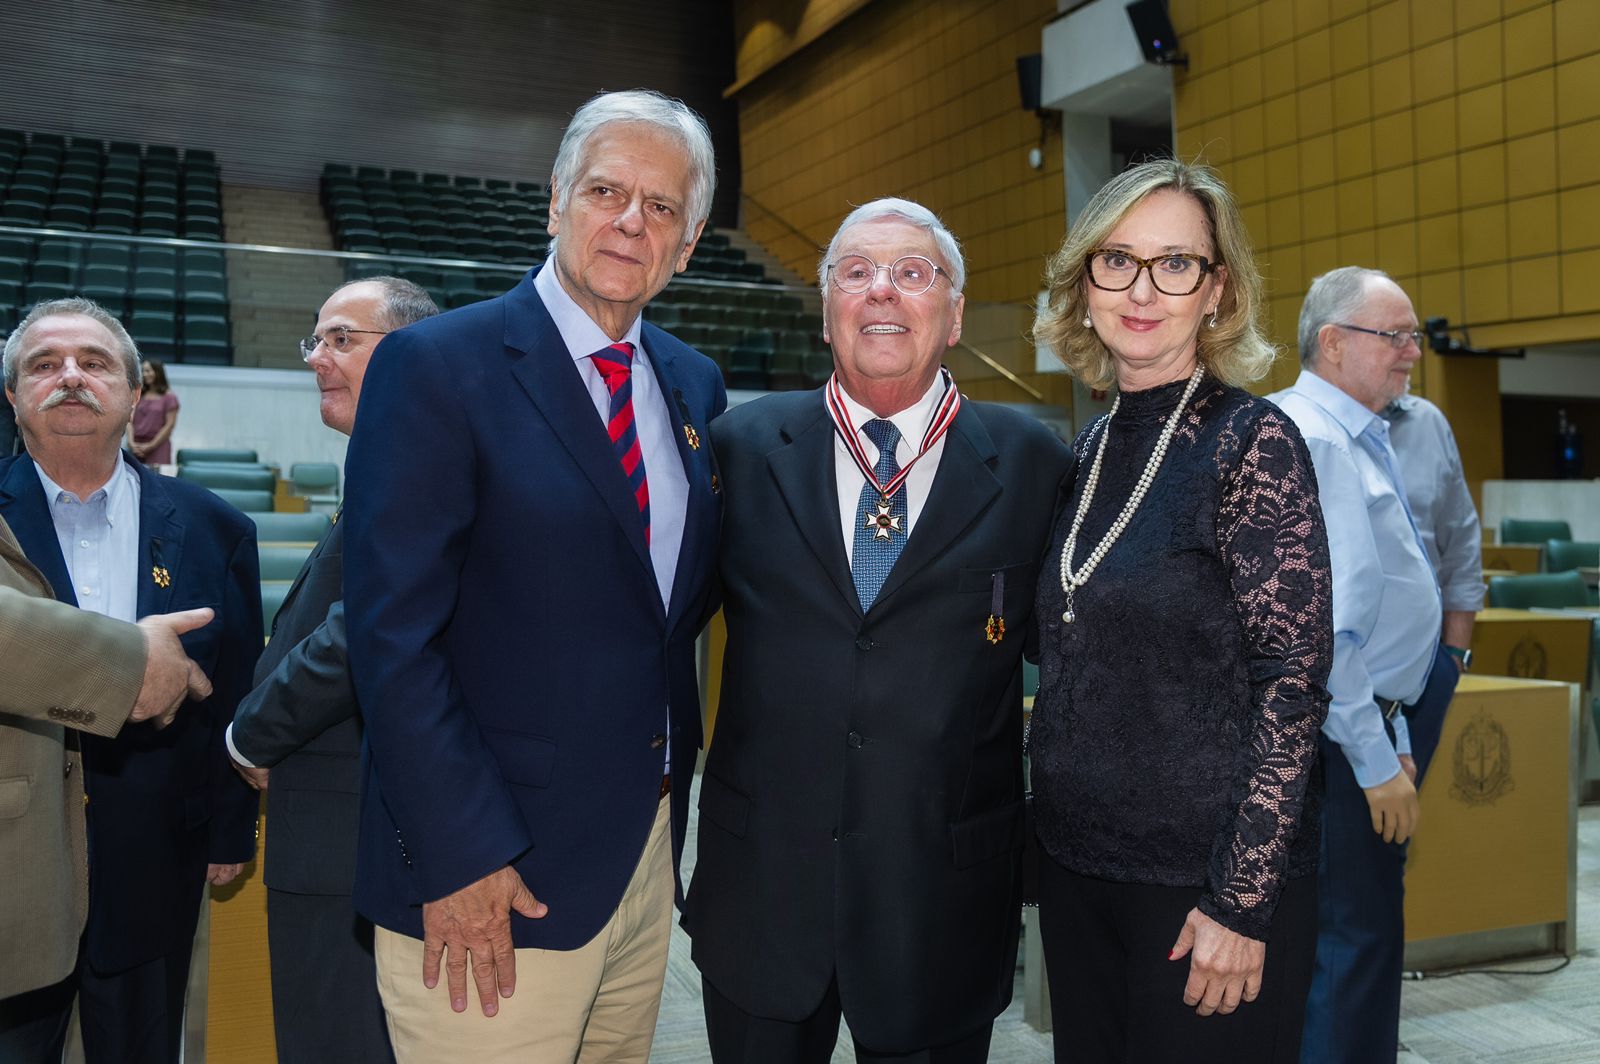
591 342 651 544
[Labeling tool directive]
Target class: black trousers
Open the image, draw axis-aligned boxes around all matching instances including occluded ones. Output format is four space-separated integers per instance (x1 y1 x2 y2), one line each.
702 975 993 1064
0 940 190 1064
266 888 395 1064
1038 860 1318 1064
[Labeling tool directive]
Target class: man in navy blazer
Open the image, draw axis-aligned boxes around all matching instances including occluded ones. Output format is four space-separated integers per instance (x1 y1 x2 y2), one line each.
0 297 261 1064
344 89 725 1062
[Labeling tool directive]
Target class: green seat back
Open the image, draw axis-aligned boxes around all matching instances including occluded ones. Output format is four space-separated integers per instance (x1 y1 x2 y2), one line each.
179 465 274 492
262 581 292 633
176 447 258 464
258 544 312 581
1499 518 1572 544
1486 571 1590 609
211 488 274 513
249 511 330 545
290 462 340 494
1543 540 1599 573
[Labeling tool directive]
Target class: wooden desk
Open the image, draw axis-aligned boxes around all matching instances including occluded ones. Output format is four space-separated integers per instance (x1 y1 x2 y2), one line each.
1404 676 1578 968
1481 544 1542 574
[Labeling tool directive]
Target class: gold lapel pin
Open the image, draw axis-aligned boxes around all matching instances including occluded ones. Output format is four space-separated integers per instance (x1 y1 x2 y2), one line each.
152 565 171 589
684 424 701 450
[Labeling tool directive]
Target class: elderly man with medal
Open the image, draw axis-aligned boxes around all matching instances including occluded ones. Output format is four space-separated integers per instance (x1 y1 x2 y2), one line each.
682 197 1071 1064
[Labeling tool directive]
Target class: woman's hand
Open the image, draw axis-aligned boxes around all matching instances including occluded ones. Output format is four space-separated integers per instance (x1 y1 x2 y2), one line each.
1169 907 1265 1015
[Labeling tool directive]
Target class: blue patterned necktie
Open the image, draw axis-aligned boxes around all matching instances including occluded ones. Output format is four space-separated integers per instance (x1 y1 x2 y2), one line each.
851 418 907 611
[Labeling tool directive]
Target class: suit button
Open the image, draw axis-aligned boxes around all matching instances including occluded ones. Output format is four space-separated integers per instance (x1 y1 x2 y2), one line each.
847 731 863 749
649 734 667 750
64 760 72 778
855 637 872 651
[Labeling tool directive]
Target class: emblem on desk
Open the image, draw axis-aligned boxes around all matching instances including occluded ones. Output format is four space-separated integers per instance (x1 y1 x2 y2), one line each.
1507 637 1548 679
1450 711 1514 806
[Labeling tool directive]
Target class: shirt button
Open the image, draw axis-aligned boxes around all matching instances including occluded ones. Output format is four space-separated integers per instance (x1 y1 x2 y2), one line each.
847 731 863 748
855 637 872 651
80 585 92 596
79 540 89 548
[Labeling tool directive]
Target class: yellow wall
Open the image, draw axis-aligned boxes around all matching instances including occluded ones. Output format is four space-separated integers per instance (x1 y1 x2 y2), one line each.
732 0 1070 406
1171 0 1598 488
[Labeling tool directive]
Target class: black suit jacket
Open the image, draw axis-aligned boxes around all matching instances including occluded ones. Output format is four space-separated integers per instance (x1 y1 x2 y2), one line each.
0 453 262 972
683 390 1071 1052
230 516 363 895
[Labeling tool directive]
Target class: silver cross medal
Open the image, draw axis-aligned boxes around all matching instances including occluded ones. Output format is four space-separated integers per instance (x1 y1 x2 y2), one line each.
866 496 903 540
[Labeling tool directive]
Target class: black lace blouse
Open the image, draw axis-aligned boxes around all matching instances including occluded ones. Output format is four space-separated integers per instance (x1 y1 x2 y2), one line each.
1031 375 1333 942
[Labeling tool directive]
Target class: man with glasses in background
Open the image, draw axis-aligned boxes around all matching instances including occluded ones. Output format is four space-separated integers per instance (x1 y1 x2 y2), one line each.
225 277 437 1064
1270 267 1451 1064
683 198 1070 1064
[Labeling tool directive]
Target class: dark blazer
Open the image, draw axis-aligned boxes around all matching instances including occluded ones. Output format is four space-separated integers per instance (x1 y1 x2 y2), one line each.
344 271 725 949
0 453 262 973
683 389 1071 1052
230 517 362 894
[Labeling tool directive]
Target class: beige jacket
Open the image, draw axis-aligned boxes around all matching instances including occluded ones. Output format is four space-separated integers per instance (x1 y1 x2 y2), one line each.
0 512 143 998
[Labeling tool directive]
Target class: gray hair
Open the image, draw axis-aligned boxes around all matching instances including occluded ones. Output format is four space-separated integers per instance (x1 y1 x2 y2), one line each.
819 198 966 297
3 297 141 391
334 276 440 331
1299 266 1392 367
549 89 717 249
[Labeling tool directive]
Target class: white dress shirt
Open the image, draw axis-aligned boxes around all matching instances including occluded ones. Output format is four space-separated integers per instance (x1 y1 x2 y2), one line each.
535 263 688 773
1385 393 1484 614
833 373 951 564
36 458 141 623
1271 371 1441 788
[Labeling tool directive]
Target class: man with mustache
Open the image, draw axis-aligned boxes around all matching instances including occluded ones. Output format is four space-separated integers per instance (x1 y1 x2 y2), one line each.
0 297 262 1064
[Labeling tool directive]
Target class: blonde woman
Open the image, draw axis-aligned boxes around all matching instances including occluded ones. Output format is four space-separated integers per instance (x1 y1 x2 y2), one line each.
1029 159 1333 1062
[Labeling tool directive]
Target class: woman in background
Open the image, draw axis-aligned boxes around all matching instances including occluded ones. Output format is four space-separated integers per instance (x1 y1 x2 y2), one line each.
129 359 179 465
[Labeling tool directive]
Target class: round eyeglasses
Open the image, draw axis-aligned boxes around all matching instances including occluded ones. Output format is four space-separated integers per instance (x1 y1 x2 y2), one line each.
1085 249 1220 296
1332 323 1426 350
299 326 389 361
827 255 948 296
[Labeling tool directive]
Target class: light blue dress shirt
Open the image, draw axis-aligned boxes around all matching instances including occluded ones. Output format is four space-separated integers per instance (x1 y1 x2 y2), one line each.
1271 371 1441 787
35 458 141 624
534 263 689 773
1384 393 1484 614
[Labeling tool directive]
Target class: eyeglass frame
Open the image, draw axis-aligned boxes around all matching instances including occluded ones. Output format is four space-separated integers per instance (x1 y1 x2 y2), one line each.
825 254 951 296
1083 249 1221 296
1331 323 1426 350
299 326 390 361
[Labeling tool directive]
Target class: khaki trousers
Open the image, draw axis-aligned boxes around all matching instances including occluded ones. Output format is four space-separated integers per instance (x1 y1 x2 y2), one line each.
375 795 674 1063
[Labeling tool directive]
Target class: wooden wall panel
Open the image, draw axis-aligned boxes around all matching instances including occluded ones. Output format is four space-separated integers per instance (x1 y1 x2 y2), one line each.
0 0 739 218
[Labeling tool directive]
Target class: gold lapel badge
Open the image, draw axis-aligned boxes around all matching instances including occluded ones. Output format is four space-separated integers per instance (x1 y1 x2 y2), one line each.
684 423 701 450
152 565 171 589
985 614 1005 644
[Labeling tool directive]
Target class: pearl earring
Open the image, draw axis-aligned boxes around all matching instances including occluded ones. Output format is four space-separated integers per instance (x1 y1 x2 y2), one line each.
1207 311 1218 329
1082 313 1092 328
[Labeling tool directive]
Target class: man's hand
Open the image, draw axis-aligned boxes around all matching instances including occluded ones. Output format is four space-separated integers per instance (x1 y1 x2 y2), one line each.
231 760 269 791
131 608 215 727
1169 908 1266 1015
421 865 547 1016
1362 768 1419 844
207 863 243 886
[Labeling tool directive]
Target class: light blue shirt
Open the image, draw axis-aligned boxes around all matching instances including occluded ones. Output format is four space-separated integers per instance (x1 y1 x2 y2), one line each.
1271 371 1441 787
35 458 141 624
1384 394 1484 614
533 263 688 773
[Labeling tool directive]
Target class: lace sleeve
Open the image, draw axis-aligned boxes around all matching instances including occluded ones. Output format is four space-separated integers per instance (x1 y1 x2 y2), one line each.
1198 406 1334 941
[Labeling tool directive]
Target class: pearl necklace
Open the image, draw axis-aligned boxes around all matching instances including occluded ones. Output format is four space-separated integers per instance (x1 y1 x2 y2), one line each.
1058 365 1205 623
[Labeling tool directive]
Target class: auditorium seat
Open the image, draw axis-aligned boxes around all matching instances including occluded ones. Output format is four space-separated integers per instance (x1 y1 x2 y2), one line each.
179 465 275 493
262 581 293 631
259 544 313 581
1543 540 1598 573
1500 518 1572 545
177 447 258 464
210 488 274 513
289 462 340 502
1486 571 1590 610
249 510 331 546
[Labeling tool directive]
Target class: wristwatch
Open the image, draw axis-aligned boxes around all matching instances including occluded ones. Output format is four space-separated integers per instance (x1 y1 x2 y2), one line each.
1444 645 1472 670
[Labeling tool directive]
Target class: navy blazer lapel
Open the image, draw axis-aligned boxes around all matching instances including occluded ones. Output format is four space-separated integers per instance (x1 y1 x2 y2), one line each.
0 457 75 605
766 391 861 617
873 403 1001 609
133 457 183 619
502 278 655 581
642 323 716 634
